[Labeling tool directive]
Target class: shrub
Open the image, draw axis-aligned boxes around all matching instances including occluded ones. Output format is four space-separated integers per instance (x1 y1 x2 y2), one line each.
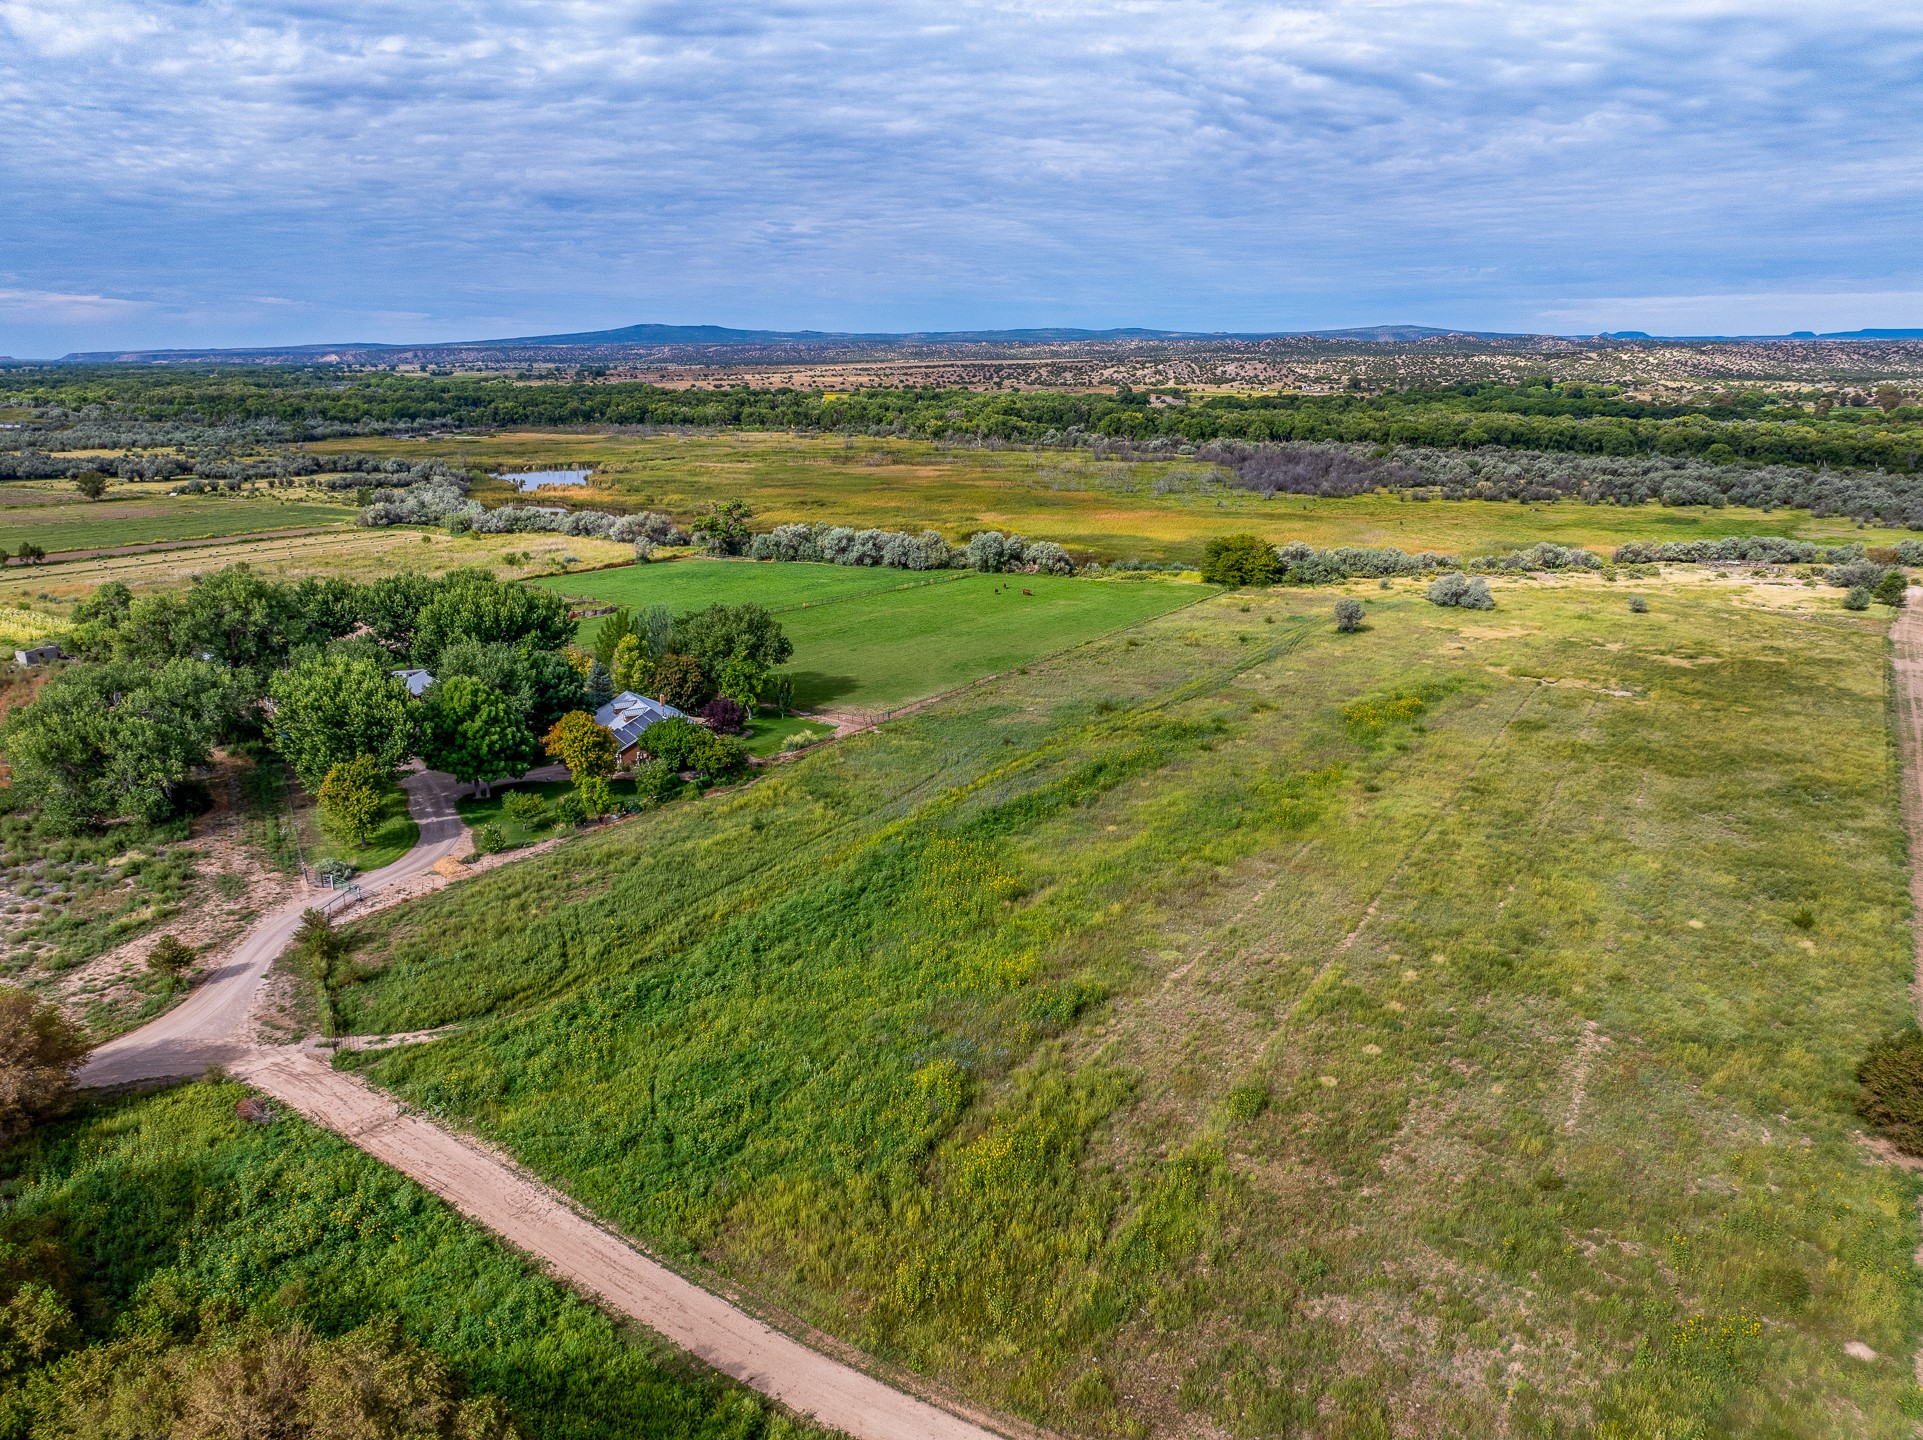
146 935 196 979
631 759 682 804
473 823 507 855
0 986 86 1137
550 792 587 827
316 755 387 847
1200 534 1283 586
1844 585 1872 611
779 731 818 753
1426 573 1495 609
1628 595 1649 613
699 697 748 735
575 775 613 819
1333 598 1365 632
1873 569 1908 607
501 790 546 823
313 858 355 886
1858 1029 1923 1155
1827 559 1888 591
1472 542 1603 572
687 730 749 781
642 717 700 769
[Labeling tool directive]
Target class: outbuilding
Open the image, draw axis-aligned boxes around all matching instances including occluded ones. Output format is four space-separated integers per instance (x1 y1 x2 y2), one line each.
391 667 436 698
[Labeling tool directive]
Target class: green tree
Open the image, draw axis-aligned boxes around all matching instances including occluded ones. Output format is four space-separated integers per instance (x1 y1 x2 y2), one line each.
575 775 613 819
717 654 769 711
73 471 108 501
1200 534 1283 586
146 935 196 980
433 639 584 733
0 986 86 1138
592 607 637 669
691 499 753 556
419 677 538 797
541 710 616 784
0 659 229 830
670 603 793 678
410 569 573 667
651 654 709 711
1873 569 1908 607
611 633 652 695
315 755 388 845
268 656 414 793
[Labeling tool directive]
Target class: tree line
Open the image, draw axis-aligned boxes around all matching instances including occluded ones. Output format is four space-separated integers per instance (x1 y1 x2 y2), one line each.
3 368 1920 473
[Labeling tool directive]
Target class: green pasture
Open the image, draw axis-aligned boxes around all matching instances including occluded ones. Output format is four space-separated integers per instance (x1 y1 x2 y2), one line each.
308 429 1910 564
539 556 966 614
0 1081 808 1439
332 569 1922 1437
0 493 351 555
552 558 1202 713
776 571 1203 711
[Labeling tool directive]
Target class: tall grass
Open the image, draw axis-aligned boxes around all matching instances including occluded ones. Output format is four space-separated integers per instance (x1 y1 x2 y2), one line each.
0 1082 816 1439
338 578 1922 1436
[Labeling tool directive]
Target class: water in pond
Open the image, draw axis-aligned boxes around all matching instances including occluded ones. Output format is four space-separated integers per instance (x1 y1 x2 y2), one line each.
497 469 591 491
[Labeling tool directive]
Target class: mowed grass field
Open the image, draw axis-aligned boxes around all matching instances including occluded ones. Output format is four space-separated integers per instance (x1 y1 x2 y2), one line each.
538 556 966 614
305 429 1912 563
331 569 1922 1437
0 488 353 554
548 559 1204 712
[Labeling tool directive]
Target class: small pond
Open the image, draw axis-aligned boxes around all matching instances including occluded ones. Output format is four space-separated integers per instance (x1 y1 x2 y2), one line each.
496 469 591 491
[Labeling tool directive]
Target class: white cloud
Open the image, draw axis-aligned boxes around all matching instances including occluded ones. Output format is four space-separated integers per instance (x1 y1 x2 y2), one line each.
0 0 1920 348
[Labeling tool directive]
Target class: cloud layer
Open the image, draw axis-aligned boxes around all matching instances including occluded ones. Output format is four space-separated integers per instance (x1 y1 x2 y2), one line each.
1 0 1918 352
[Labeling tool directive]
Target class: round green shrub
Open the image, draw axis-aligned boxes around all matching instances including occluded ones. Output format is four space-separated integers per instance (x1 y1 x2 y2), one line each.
501 790 546 824
1628 595 1648 613
1857 1029 1923 1155
473 823 508 855
1843 585 1872 611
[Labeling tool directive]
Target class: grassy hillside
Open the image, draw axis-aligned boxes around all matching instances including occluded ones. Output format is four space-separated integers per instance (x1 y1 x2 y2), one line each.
328 569 1922 1436
0 1081 816 1439
309 430 1916 562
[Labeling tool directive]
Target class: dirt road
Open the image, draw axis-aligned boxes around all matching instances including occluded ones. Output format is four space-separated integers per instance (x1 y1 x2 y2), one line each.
231 1049 1008 1440
1894 589 1923 1008
78 768 467 1089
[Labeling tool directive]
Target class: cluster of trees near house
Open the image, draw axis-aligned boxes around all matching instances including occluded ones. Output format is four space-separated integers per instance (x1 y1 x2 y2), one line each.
0 564 794 848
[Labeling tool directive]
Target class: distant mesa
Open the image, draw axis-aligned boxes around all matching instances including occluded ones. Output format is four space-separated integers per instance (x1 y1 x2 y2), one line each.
41 319 1923 365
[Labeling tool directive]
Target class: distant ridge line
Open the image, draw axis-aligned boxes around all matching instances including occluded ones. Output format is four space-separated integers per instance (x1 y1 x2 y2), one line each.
48 320 1923 364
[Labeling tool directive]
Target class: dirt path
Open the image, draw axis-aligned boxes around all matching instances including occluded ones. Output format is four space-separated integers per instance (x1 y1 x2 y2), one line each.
1894 590 1923 1012
229 1048 1010 1440
1887 588 1923 1385
78 768 467 1088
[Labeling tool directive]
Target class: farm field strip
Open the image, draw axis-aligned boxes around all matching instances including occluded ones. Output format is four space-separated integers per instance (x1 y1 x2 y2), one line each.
540 556 972 616
329 573 1921 1437
0 497 354 553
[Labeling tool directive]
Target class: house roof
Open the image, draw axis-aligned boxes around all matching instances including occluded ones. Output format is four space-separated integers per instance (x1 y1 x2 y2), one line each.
390 667 436 697
594 690 685 751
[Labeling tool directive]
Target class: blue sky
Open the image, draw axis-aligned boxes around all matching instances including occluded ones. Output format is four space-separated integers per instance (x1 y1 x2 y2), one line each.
1 1 1919 356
